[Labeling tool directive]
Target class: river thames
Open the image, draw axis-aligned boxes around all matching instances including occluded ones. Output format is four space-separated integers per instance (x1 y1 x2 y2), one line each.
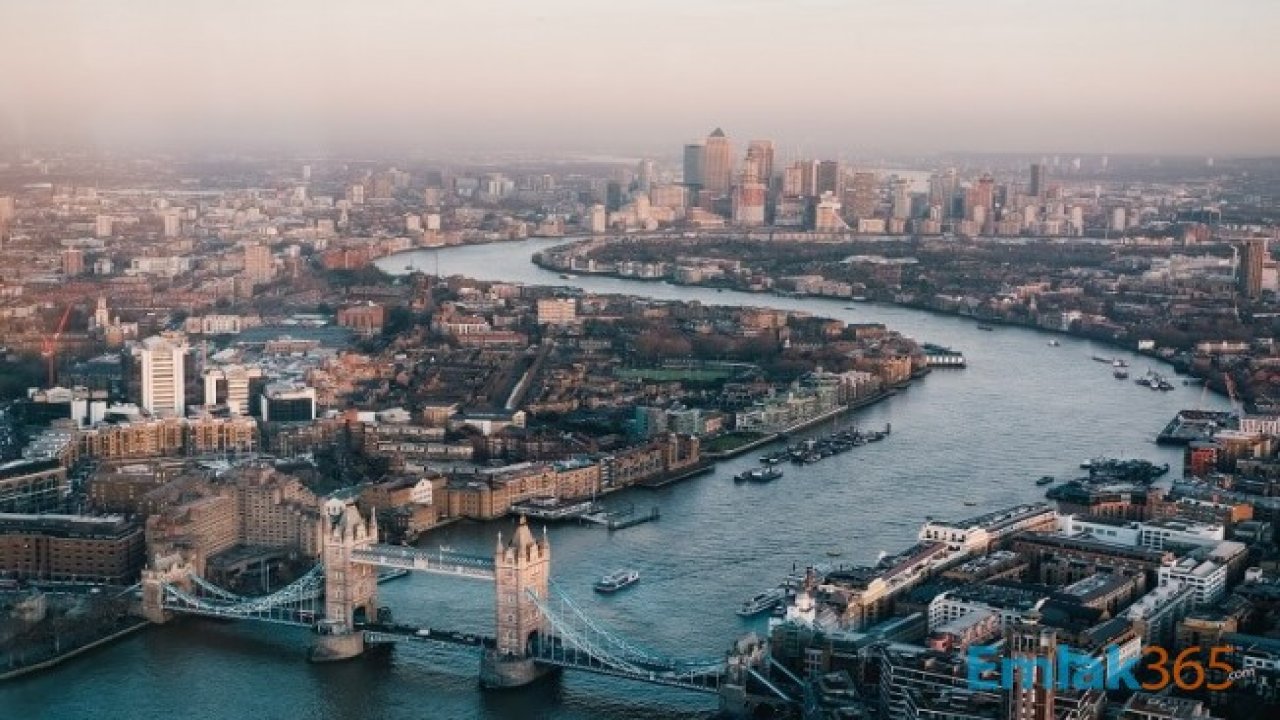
0 238 1232 720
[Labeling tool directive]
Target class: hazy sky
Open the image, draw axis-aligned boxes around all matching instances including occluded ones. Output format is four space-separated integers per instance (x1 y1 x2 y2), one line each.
1 0 1277 156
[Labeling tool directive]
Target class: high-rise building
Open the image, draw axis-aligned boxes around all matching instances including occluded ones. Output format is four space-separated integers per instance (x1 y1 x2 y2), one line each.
702 128 733 196
0 196 14 227
635 159 654 191
136 335 188 418
682 143 705 189
847 172 878 220
1006 620 1057 720
798 159 820 197
162 211 181 238
61 248 84 277
929 169 958 219
745 140 775 187
890 179 912 220
95 214 113 238
732 162 766 227
1239 238 1266 299
242 243 274 284
816 160 841 196
1029 163 1046 198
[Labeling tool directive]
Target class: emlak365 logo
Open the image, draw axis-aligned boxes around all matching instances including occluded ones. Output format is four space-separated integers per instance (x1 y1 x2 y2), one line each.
966 643 1249 692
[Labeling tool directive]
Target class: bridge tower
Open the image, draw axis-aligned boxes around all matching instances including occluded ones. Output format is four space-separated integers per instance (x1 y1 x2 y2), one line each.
139 556 195 624
312 500 379 662
481 516 554 688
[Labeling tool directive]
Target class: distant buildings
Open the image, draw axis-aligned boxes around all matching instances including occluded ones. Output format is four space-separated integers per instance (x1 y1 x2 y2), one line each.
0 512 145 584
702 128 734 196
1239 238 1266 299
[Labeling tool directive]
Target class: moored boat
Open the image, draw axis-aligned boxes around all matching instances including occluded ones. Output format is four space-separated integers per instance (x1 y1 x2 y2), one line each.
1036 475 1055 486
737 588 787 617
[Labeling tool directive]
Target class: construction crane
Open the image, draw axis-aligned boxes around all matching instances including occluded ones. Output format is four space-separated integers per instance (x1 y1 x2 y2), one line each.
40 304 73 387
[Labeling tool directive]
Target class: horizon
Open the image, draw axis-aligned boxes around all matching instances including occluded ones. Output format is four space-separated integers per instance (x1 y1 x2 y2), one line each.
1 1 1278 156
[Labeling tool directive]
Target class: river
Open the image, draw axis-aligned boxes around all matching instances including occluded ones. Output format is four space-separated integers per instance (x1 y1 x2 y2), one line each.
0 238 1232 720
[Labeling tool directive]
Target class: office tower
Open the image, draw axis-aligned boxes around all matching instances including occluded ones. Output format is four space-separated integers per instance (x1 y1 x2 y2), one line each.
636 159 654 191
967 175 995 221
1029 163 1046 198
137 335 188 418
702 128 733 195
162 210 181 238
798 159 820 197
890 179 912 219
61 248 84 277
92 297 110 332
847 172 878 220
242 243 274 284
1239 238 1266 299
732 162 766 226
204 365 255 415
1110 207 1127 233
1006 621 1057 720
745 140 775 187
0 196 14 225
816 160 841 196
813 193 847 231
587 204 607 234
929 169 958 219
95 214 113 238
302 164 312 181
781 164 804 197
682 143 705 189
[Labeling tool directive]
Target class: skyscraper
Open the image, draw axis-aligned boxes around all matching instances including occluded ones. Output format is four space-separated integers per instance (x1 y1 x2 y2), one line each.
1029 163 1046 198
745 140 775 187
682 143 704 190
890 179 912 219
816 160 841 196
702 128 733 196
732 161 766 227
1239 238 1266 299
137 335 188 418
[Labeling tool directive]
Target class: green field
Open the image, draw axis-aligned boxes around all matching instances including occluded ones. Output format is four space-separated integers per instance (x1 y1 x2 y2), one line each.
702 431 767 454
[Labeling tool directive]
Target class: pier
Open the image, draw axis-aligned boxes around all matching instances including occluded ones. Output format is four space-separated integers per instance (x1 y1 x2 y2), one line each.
580 504 661 531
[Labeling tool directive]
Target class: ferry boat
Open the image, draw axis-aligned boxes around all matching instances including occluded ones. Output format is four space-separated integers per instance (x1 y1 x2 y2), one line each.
1113 359 1129 368
1114 368 1129 380
1036 475 1055 486
1048 339 1060 347
737 588 787 617
735 466 784 483
594 569 640 594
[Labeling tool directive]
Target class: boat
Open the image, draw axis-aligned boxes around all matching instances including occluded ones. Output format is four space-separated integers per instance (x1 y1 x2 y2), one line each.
977 324 994 331
1092 355 1112 363
559 273 571 279
1048 340 1060 347
594 569 640 594
826 549 843 557
1036 475 1055 486
963 501 978 506
1113 359 1129 368
1114 369 1129 380
735 466 784 483
737 588 787 617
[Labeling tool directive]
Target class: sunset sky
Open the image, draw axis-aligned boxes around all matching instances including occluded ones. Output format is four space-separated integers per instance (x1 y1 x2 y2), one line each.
1 0 1276 155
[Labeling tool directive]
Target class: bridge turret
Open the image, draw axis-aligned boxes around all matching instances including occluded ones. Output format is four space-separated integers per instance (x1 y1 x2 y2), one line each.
482 516 554 688
313 500 380 662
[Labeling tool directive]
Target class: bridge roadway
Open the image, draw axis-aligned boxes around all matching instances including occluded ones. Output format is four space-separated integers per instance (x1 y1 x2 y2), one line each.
360 622 496 649
350 545 496 580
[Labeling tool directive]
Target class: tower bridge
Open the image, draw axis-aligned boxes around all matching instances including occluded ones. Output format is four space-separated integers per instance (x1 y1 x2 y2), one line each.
137 500 792 710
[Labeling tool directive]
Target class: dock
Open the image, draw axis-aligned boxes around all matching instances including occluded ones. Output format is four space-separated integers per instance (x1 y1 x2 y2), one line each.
580 505 661 531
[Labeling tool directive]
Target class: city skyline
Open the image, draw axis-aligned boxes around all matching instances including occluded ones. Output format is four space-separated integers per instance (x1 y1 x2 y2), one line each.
1 0 1278 156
